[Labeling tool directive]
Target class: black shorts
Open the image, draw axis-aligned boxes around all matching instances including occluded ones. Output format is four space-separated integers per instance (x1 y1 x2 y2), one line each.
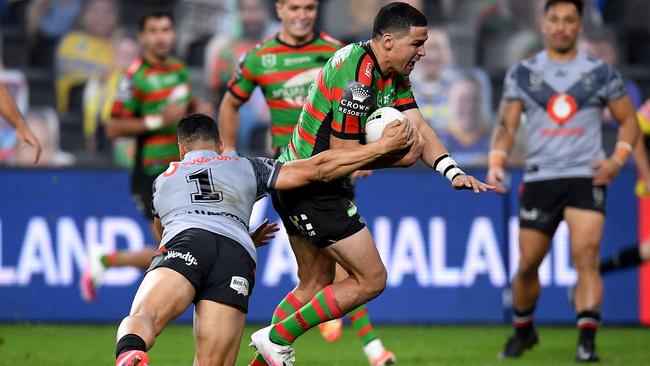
146 228 256 313
519 177 606 234
131 174 156 220
272 180 365 248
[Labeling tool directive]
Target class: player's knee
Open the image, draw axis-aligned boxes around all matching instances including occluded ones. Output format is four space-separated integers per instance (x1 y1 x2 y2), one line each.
362 265 387 301
573 246 599 271
516 262 539 281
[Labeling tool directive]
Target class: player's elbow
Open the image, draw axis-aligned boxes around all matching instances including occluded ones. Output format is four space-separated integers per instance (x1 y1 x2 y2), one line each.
314 164 335 183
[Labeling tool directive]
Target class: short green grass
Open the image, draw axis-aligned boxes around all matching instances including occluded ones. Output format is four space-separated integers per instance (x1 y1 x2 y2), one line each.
0 324 648 365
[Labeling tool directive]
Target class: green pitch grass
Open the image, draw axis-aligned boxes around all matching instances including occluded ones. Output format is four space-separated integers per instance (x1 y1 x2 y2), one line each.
1 324 649 365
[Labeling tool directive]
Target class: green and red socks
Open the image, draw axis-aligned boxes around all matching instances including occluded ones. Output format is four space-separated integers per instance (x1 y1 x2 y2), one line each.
269 285 343 346
101 252 120 268
249 291 305 366
348 304 378 345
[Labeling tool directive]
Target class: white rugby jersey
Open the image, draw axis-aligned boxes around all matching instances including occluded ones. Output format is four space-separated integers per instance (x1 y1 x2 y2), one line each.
152 150 281 262
502 50 626 182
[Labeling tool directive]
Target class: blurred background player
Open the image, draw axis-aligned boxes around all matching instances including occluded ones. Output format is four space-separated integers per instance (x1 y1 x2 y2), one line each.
80 9 212 303
487 0 639 362
218 1 395 364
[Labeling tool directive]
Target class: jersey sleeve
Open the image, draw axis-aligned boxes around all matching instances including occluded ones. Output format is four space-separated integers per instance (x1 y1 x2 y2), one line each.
502 63 524 102
226 50 257 102
330 55 374 140
111 71 141 117
604 65 627 101
394 75 418 112
245 157 283 199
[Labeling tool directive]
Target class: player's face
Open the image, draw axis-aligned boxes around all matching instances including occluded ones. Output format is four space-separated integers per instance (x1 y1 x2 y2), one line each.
542 2 582 54
390 26 427 76
139 17 176 60
276 0 318 41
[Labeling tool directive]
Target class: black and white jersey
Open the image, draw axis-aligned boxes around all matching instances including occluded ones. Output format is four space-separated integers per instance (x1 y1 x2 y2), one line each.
152 150 282 263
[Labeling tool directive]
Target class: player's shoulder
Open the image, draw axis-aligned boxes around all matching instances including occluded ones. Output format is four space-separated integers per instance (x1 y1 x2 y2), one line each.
247 35 279 58
124 57 145 78
317 31 345 48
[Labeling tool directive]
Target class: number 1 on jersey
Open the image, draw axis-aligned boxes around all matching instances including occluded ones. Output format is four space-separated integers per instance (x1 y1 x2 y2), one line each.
186 168 223 203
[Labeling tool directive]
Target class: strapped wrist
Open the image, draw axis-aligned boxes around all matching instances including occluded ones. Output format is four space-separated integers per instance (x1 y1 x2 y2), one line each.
433 153 465 182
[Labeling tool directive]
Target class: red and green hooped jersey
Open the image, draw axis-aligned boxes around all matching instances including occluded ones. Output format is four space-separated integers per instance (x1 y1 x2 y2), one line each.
279 41 418 163
111 56 193 177
227 32 343 148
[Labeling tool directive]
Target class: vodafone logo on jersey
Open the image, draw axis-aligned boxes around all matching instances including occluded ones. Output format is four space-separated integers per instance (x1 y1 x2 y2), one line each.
547 93 577 125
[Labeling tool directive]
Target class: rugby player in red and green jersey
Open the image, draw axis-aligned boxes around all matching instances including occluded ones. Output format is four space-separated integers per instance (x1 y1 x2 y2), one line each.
79 9 213 303
220 1 396 365
250 3 493 366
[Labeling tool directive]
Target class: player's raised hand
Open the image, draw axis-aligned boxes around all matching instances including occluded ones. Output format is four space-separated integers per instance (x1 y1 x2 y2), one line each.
378 119 411 153
16 124 42 164
452 174 495 193
592 158 621 186
486 166 508 193
250 219 280 248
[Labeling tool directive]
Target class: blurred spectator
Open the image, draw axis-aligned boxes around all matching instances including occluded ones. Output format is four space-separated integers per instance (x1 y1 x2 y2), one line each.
477 0 545 71
82 35 140 161
204 0 275 152
0 70 29 162
411 27 458 132
12 107 74 166
205 0 275 103
174 0 230 65
26 0 83 67
55 0 119 114
412 27 493 133
435 72 491 167
322 0 383 43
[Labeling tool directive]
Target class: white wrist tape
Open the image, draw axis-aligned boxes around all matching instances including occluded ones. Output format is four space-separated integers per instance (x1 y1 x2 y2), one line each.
616 141 634 153
144 115 163 130
433 153 465 182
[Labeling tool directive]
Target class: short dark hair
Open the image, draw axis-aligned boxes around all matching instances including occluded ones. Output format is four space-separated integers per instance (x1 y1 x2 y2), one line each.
544 0 583 16
177 113 221 145
139 9 175 32
372 2 428 40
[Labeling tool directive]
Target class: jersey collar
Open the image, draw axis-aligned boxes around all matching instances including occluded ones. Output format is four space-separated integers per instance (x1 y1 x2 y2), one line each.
360 40 389 80
182 150 220 162
275 30 319 48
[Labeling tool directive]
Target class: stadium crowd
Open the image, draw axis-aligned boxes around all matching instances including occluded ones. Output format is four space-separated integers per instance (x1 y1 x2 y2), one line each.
1 0 649 168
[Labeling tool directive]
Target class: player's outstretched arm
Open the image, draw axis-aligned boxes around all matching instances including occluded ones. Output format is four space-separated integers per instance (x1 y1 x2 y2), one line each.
485 100 523 193
274 120 411 190
402 108 494 193
0 85 42 163
592 95 640 186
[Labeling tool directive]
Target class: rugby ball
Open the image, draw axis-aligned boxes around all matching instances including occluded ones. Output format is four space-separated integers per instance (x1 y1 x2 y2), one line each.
365 107 407 143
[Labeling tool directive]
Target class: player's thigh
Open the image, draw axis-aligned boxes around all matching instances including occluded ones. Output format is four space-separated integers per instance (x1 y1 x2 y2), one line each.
518 228 553 269
323 227 385 282
289 233 336 284
564 207 604 260
130 267 195 329
193 300 246 366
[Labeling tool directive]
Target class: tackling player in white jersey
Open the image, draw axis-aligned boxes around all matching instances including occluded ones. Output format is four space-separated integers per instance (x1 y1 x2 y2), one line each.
114 112 412 366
